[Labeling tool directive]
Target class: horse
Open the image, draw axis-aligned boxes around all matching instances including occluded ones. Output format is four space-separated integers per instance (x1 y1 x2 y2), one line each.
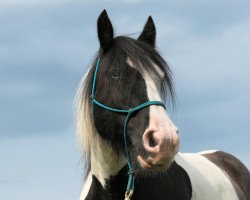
75 10 250 200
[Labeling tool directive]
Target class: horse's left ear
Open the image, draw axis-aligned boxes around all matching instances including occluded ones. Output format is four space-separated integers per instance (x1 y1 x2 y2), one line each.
138 16 156 47
97 10 114 53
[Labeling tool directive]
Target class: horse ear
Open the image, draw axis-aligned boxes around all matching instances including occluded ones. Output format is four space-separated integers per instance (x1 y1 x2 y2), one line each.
138 16 156 47
97 10 114 52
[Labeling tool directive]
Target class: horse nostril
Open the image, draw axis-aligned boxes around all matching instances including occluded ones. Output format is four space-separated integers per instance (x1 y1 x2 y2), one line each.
149 136 156 147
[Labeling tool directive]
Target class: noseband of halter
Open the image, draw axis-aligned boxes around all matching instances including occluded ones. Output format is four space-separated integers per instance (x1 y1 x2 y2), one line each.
90 58 166 199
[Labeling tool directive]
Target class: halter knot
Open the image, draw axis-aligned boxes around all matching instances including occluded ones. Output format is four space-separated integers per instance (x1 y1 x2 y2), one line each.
128 169 134 175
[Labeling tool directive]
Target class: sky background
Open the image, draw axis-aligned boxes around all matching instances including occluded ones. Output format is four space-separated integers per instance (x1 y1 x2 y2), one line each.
0 0 250 199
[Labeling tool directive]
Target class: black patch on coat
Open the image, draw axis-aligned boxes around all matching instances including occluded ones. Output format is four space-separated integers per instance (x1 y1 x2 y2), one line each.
85 162 192 200
85 176 110 200
203 151 250 200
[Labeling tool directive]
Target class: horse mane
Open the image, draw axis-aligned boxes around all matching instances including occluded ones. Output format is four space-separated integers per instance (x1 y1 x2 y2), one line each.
74 36 175 181
75 56 125 183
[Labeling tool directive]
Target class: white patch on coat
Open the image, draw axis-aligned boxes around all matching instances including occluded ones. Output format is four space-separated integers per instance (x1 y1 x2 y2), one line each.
175 152 238 200
143 67 179 142
127 57 177 134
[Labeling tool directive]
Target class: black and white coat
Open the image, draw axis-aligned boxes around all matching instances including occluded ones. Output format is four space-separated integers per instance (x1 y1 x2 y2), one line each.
75 10 250 200
80 151 250 200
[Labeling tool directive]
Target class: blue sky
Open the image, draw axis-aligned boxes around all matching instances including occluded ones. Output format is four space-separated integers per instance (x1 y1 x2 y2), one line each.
0 1 249 199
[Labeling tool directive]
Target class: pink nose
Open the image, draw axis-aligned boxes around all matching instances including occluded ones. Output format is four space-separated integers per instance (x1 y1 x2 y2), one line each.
143 128 168 157
140 126 180 169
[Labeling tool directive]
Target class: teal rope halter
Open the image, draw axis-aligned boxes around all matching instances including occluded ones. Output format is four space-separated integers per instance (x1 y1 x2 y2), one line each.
90 58 166 199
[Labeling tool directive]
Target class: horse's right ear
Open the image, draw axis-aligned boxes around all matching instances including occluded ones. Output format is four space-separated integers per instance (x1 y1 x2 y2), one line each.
97 10 114 52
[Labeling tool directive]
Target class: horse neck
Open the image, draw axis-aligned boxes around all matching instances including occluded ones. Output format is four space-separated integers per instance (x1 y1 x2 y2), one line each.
89 133 126 186
84 161 192 200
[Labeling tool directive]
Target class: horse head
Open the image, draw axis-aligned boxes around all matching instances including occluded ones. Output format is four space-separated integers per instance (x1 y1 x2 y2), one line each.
76 10 179 185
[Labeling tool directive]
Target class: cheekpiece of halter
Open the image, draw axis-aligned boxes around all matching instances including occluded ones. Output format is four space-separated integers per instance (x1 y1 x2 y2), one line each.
91 58 166 199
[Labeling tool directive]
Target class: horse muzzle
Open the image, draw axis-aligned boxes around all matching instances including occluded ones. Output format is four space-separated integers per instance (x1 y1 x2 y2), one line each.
137 126 180 171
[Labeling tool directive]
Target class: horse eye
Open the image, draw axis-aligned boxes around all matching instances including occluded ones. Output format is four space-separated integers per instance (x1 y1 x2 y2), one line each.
112 72 120 80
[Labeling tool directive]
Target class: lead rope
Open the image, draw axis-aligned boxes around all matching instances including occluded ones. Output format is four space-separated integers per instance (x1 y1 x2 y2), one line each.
124 111 135 200
90 58 166 200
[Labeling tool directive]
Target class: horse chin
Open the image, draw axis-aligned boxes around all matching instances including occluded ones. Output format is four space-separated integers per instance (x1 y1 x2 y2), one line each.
129 143 178 176
137 155 174 171
131 158 174 178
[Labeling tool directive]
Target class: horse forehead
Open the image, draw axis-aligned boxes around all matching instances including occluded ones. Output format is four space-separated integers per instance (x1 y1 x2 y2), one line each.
126 57 163 102
126 57 165 79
